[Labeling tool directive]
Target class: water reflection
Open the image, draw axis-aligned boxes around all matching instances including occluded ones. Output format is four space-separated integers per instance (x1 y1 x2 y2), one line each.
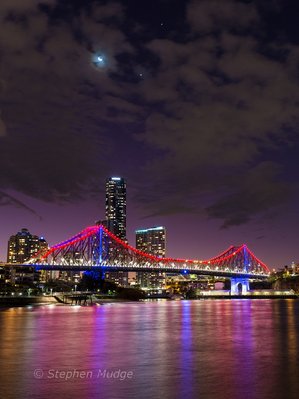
0 300 298 399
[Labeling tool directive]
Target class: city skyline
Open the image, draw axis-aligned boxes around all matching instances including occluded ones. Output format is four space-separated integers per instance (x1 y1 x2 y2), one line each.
0 175 295 270
1 0 299 269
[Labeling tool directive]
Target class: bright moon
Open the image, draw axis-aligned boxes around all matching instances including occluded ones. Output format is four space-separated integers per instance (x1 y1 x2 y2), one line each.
92 54 106 69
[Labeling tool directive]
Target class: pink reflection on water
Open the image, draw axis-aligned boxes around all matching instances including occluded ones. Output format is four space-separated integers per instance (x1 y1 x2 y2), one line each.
0 300 298 399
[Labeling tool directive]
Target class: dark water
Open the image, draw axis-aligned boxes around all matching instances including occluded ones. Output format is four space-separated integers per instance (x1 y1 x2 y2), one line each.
0 300 298 399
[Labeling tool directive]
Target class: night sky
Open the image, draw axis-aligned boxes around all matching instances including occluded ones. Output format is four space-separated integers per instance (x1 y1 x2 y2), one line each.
1 0 299 268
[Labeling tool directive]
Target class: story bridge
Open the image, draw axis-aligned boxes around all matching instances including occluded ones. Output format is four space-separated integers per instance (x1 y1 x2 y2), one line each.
12 224 271 294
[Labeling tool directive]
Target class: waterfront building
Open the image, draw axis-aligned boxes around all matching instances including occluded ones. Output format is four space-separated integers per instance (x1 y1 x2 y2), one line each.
7 228 48 263
136 226 166 289
136 226 166 256
7 228 48 284
0 262 10 285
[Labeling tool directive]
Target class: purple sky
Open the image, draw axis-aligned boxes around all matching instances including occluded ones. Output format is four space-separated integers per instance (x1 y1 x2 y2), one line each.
1 0 299 268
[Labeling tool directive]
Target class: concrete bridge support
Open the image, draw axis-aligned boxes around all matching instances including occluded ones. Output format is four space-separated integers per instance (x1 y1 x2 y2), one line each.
230 277 250 295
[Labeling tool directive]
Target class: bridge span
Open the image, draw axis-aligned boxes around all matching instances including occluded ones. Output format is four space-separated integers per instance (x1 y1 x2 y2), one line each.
5 224 271 295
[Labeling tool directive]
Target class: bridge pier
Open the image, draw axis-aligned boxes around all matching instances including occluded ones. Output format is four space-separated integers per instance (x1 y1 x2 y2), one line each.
230 277 250 295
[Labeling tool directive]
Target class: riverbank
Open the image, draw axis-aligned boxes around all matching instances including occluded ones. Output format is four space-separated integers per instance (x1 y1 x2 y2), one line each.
0 295 57 307
198 294 298 299
0 295 140 308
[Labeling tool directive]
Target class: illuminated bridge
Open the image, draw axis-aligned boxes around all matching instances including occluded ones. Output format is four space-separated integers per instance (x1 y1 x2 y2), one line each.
12 224 271 294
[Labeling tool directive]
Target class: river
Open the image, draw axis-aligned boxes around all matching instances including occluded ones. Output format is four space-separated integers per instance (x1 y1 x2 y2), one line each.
0 299 298 399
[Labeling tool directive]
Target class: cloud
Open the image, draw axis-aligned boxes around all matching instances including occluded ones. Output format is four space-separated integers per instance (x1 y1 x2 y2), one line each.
206 162 290 228
133 0 299 226
0 0 140 202
0 0 45 12
1 0 299 229
0 79 7 136
0 113 6 136
187 0 259 34
0 190 41 219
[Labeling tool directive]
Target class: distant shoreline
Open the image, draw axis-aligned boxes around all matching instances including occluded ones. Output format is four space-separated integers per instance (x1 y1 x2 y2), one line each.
0 294 298 308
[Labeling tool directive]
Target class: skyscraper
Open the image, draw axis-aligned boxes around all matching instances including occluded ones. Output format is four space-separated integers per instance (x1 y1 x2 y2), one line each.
105 177 126 240
136 226 166 289
105 177 128 286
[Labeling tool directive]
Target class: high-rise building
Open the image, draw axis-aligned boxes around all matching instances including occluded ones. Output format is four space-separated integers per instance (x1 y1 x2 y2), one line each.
7 229 48 285
105 177 128 286
7 228 48 263
136 226 166 289
136 226 166 257
105 177 126 241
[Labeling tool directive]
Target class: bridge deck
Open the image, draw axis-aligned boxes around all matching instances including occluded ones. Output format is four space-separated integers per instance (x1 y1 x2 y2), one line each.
2 264 269 279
